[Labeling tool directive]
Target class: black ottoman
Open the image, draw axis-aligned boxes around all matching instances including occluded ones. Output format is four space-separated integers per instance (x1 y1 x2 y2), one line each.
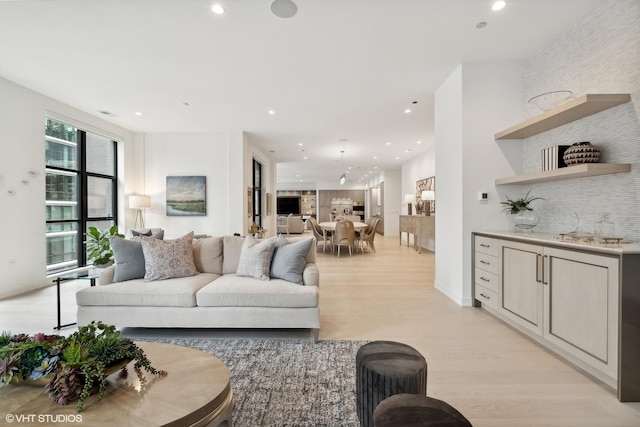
374 394 472 427
356 341 427 427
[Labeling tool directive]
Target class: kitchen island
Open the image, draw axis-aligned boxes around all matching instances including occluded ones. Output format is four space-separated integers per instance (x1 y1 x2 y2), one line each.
472 231 640 402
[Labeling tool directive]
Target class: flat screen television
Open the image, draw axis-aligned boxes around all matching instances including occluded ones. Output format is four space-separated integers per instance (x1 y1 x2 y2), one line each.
277 196 301 215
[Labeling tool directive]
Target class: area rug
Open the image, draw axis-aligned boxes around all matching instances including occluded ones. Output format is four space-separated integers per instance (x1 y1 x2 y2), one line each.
138 338 364 427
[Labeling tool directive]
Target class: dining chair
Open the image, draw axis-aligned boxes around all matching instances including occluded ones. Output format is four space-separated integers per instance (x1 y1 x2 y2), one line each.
332 220 355 257
308 217 329 253
360 217 380 253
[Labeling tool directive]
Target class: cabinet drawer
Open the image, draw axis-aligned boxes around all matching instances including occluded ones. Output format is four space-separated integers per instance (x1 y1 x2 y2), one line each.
475 236 498 256
474 268 499 292
475 285 498 310
475 252 499 274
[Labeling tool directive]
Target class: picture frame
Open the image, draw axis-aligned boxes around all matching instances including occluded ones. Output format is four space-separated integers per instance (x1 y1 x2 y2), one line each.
416 176 435 215
166 176 206 216
266 193 272 216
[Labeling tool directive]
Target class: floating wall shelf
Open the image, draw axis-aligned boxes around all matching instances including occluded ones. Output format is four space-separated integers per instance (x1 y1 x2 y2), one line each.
495 94 631 140
495 163 631 185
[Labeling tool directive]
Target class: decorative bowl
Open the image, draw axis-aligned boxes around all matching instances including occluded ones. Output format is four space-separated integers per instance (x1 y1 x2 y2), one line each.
528 90 573 111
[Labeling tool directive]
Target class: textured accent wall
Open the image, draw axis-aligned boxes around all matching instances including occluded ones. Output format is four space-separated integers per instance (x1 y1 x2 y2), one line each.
519 0 640 240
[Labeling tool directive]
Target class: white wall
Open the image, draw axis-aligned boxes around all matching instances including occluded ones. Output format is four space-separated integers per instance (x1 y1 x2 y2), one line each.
434 63 523 306
142 131 274 239
519 0 640 240
244 134 277 237
401 150 436 251
0 77 135 299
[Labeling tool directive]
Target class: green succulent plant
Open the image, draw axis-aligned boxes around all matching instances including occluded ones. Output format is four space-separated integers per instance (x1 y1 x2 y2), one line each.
85 225 124 266
500 190 544 214
1 321 167 412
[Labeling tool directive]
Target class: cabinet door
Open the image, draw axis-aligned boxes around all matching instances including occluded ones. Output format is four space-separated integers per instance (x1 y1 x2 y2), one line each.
500 241 544 335
543 247 619 381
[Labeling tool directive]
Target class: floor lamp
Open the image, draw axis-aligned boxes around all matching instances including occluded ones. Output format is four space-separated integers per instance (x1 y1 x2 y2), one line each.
129 195 151 229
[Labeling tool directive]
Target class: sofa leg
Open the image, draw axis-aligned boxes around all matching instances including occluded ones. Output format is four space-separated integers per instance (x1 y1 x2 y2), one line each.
310 328 319 343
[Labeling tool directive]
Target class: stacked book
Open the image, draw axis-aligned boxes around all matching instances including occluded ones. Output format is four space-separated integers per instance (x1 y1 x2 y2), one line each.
541 145 570 171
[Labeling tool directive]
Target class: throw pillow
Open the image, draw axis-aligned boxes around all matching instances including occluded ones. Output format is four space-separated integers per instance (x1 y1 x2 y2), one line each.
132 229 164 239
271 237 313 284
139 232 198 281
236 235 276 281
110 236 146 282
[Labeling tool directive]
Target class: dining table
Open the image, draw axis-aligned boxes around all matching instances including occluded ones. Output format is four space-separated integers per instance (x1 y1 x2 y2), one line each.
319 221 369 253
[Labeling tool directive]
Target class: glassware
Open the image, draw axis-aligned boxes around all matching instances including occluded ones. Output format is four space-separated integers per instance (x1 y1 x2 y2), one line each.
594 212 615 240
566 212 594 239
511 210 539 233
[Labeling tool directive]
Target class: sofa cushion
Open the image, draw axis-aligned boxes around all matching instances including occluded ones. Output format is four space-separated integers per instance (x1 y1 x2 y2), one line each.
236 236 276 281
271 237 314 284
76 273 219 307
140 232 199 281
110 236 145 282
222 235 246 274
192 236 223 274
196 274 318 308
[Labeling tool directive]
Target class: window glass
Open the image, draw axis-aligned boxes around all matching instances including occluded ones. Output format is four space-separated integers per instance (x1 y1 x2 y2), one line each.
86 132 115 176
87 176 113 218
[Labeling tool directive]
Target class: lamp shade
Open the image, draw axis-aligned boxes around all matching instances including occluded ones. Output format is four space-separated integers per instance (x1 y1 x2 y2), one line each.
129 195 150 209
421 190 435 201
404 194 415 203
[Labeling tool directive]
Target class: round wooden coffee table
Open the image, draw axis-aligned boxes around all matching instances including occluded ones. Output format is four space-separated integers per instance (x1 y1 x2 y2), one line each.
0 342 232 427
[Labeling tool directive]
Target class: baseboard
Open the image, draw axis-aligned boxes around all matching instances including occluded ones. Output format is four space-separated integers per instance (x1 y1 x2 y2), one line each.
434 280 473 307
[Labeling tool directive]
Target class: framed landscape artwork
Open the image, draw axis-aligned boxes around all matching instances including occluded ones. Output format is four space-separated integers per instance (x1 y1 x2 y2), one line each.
166 176 206 216
416 176 435 215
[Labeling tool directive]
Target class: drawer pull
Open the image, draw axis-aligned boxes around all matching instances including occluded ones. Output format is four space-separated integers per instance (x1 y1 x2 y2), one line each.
480 293 491 300
479 260 490 265
480 243 490 248
480 277 490 282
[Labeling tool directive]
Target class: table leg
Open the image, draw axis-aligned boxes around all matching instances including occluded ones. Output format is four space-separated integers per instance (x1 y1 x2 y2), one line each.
53 277 78 330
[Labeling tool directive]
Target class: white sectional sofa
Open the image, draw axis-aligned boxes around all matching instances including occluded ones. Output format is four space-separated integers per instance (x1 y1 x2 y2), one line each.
76 234 320 341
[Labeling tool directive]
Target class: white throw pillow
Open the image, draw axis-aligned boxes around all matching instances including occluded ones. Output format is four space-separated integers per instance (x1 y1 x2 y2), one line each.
236 236 276 281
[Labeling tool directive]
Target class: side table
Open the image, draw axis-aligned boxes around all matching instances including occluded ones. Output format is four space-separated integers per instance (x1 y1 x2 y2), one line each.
47 267 99 330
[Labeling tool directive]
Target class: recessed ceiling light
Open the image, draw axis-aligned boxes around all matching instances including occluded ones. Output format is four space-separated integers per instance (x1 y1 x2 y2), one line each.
373 156 378 159
303 156 308 160
386 142 392 146
476 21 488 29
416 141 422 144
348 166 352 170
405 149 411 153
134 112 142 116
374 166 378 169
492 1 506 11
404 108 412 114
298 142 303 146
395 157 400 160
268 109 275 115
211 4 225 14
295 174 299 177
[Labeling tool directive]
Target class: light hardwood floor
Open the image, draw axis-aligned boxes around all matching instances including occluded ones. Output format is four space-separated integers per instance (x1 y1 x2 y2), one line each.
1 233 639 426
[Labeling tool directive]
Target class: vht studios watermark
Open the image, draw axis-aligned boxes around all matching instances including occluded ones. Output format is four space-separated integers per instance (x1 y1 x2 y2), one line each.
4 414 83 423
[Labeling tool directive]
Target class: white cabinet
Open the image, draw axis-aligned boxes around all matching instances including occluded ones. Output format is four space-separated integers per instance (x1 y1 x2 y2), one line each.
542 247 619 381
472 233 630 398
499 241 544 336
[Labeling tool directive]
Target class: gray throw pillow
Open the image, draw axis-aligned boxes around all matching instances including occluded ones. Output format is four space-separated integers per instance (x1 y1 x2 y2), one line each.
271 237 313 284
139 232 198 281
236 236 276 281
131 229 164 239
110 236 145 282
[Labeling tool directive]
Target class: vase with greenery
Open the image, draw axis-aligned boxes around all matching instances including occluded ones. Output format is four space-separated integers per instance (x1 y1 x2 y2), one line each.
85 225 124 267
0 321 167 412
500 190 544 233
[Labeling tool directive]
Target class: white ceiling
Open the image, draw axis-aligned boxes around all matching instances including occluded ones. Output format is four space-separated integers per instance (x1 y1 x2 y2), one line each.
0 0 602 185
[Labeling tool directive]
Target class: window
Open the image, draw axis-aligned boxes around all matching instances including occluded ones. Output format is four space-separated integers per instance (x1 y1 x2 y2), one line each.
45 118 118 273
252 159 262 227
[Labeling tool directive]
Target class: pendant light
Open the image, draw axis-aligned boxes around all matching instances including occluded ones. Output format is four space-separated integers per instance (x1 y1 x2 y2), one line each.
338 150 346 185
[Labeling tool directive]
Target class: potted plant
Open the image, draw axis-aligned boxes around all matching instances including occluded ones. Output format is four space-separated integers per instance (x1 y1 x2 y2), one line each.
85 225 124 267
500 190 544 232
0 322 166 412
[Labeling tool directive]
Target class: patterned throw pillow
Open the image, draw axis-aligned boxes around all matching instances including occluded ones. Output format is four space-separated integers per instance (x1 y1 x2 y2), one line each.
139 232 198 281
236 236 277 281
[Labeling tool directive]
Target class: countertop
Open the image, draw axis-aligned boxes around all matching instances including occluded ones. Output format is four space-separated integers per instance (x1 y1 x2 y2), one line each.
474 231 640 255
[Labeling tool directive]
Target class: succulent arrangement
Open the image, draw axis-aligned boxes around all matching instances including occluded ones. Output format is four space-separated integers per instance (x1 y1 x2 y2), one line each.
500 190 544 214
0 322 166 412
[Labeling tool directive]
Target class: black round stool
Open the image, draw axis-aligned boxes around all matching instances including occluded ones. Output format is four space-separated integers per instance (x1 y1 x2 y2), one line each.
374 394 472 427
356 341 427 427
